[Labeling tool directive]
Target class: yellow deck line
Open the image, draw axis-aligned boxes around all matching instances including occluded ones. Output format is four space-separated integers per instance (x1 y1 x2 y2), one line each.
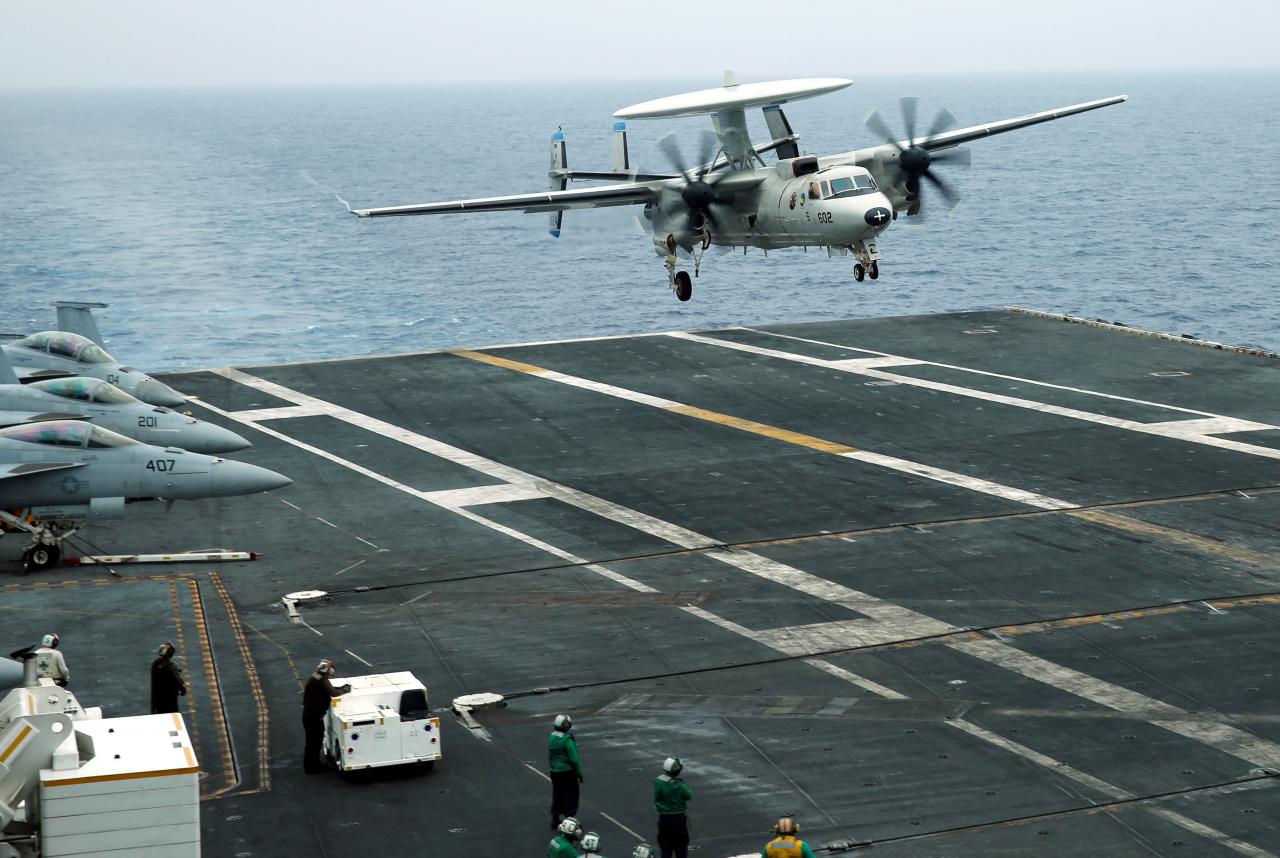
452 349 859 455
452 348 1280 572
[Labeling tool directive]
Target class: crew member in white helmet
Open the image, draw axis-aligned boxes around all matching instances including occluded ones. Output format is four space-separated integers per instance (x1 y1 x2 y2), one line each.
653 756 693 858
581 830 605 858
302 659 351 773
34 633 69 687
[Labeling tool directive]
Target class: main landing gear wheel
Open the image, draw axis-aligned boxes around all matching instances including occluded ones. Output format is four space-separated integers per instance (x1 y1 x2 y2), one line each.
674 270 693 302
23 544 61 571
854 263 866 283
869 261 880 280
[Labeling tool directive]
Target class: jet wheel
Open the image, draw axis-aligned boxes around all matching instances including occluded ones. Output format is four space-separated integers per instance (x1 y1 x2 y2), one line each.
869 261 880 280
674 270 693 302
854 264 866 283
24 545 61 570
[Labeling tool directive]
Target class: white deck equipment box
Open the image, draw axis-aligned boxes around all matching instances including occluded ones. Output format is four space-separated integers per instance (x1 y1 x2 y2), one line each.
325 672 441 773
39 713 200 858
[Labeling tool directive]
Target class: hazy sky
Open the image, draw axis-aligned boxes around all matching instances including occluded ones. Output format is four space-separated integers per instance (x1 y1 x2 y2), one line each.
3 0 1277 88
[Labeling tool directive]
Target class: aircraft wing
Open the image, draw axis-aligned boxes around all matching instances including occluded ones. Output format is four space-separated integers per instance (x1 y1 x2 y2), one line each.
353 181 660 218
0 411 89 429
0 461 85 481
825 95 1128 166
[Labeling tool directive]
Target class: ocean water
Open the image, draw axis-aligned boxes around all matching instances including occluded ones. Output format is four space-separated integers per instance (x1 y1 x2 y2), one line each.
1 71 1277 370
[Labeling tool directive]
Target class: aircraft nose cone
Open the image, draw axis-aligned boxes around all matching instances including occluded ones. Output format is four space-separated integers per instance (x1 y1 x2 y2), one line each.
136 379 186 407
186 423 252 454
209 459 292 497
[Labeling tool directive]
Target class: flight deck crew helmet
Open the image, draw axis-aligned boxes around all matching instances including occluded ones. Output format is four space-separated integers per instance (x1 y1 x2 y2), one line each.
662 756 683 776
554 714 572 731
774 817 799 835
158 642 176 658
316 659 334 675
41 633 59 649
558 817 583 838
581 831 601 852
632 845 655 858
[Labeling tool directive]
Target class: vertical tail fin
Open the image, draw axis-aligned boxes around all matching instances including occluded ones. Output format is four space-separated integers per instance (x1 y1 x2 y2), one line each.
548 128 568 237
611 121 631 174
54 301 107 346
0 346 18 385
762 105 800 160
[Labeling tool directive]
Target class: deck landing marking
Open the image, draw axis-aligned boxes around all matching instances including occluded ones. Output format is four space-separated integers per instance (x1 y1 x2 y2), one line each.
194 367 1280 854
690 329 1280 458
448 350 1082 510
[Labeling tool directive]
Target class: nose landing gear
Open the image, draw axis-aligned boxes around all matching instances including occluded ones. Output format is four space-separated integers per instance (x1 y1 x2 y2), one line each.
851 239 882 283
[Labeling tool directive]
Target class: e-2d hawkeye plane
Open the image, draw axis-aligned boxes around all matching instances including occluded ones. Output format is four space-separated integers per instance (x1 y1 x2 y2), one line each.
353 72 1126 301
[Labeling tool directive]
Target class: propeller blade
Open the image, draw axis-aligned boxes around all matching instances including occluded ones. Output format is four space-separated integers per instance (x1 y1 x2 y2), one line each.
657 133 692 182
921 170 960 209
900 96 919 144
863 109 902 150
931 147 972 169
924 107 957 142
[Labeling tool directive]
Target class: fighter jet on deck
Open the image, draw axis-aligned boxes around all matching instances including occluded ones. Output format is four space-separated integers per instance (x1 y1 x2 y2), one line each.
1 331 185 407
0 420 291 570
0 349 249 454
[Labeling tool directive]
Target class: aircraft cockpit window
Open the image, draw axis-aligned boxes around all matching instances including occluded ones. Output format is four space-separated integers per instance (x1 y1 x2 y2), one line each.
90 383 136 405
48 333 86 359
827 174 879 198
78 343 114 364
32 378 95 402
86 425 139 448
12 332 53 353
808 182 822 200
0 421 90 448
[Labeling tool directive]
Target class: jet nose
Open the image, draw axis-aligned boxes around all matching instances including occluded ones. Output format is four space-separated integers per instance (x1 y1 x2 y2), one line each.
186 422 252 454
136 378 187 407
208 459 292 497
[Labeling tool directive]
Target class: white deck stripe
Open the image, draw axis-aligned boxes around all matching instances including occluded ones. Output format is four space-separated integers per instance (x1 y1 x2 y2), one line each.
945 721 1278 858
672 332 1280 461
742 328 1247 419
190 373 1280 854
950 639 1280 769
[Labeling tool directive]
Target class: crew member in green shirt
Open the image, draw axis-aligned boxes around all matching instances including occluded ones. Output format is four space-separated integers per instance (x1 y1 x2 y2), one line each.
548 817 584 858
762 818 817 858
653 756 693 858
548 714 584 829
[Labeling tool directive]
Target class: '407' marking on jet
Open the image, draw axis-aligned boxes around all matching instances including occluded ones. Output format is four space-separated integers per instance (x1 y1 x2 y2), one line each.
352 71 1126 302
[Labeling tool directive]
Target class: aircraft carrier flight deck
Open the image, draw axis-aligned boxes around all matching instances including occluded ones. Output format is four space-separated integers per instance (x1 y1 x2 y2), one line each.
4 307 1280 857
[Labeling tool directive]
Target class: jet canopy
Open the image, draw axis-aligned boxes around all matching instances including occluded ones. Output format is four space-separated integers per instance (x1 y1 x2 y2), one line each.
31 377 138 405
0 420 139 448
13 331 115 364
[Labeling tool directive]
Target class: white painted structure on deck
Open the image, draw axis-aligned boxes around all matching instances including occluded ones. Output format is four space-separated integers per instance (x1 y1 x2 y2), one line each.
326 672 441 773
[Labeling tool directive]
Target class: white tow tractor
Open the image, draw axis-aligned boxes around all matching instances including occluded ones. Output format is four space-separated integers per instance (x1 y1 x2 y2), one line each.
324 672 441 775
